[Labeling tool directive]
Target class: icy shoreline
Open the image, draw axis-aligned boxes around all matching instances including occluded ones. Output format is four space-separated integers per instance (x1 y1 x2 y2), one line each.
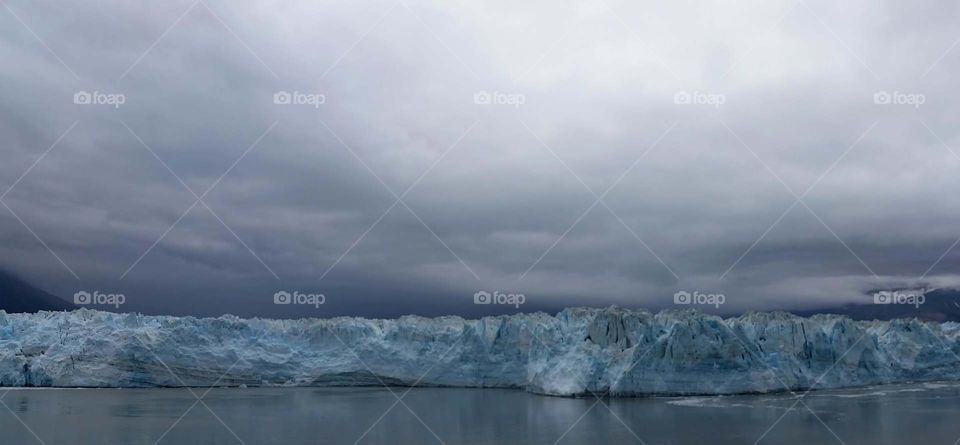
1 307 959 396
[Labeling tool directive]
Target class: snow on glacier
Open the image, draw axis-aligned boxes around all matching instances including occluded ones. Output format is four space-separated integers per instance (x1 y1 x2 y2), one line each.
1 307 959 396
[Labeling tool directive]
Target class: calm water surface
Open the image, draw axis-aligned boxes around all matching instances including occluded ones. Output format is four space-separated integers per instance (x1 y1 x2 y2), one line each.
2 383 960 444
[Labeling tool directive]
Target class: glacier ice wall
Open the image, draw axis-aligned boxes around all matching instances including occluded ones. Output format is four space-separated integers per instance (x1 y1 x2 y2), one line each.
1 307 959 396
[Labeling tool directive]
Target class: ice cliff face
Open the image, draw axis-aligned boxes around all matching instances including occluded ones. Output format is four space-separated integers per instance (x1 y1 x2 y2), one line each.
1 307 959 396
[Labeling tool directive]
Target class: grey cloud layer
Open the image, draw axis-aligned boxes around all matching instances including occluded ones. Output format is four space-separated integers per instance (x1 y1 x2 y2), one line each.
2 0 959 317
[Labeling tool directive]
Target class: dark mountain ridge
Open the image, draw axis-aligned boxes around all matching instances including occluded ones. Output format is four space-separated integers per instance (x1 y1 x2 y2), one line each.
0 270 75 313
791 287 960 322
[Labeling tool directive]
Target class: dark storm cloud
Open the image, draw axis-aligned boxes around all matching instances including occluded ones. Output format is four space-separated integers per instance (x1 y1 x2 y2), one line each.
2 0 960 317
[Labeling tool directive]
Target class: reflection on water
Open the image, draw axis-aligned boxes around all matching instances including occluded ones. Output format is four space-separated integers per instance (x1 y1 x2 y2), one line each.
1 382 960 444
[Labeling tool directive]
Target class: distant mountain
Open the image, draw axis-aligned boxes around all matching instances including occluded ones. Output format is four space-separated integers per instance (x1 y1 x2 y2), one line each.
792 288 960 322
0 270 74 313
2 267 958 321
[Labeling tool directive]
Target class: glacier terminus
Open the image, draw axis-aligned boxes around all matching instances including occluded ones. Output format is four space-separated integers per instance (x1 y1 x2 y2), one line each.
2 307 959 397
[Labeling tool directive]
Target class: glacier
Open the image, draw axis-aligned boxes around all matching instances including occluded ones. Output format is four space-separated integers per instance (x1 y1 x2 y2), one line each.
1 307 959 396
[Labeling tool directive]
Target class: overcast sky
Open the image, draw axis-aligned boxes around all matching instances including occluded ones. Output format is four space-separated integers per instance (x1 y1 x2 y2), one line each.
2 0 959 317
